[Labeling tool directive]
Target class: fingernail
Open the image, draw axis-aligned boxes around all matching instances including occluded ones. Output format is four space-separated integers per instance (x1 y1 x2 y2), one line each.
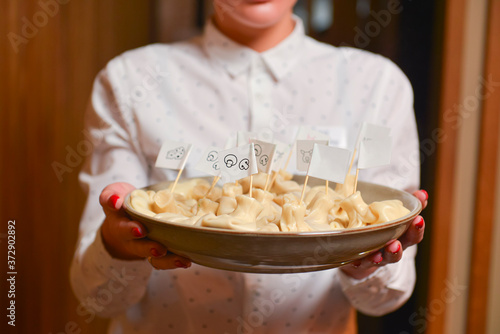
373 253 383 264
150 248 163 257
109 195 120 209
352 260 362 268
415 217 424 229
421 190 429 201
174 260 189 268
390 243 401 254
131 227 143 238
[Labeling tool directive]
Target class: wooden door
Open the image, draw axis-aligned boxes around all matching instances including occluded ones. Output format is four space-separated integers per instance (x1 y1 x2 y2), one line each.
1 1 152 333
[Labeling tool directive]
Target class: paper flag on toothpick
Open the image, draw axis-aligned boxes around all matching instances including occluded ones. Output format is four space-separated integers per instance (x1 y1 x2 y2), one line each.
308 144 352 184
250 139 276 174
355 122 391 149
195 146 221 177
155 140 192 170
224 135 237 149
271 141 291 172
358 136 393 169
219 143 258 183
296 140 329 172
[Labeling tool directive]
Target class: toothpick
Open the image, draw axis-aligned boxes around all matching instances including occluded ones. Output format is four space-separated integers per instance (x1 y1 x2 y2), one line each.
264 173 271 192
268 170 279 190
249 175 253 197
326 180 329 196
205 176 220 198
352 168 359 195
170 168 184 193
300 174 309 204
283 145 294 172
347 148 357 176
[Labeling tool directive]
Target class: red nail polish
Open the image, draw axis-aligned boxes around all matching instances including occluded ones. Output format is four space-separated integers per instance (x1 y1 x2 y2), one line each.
175 260 188 268
109 195 120 208
373 253 383 264
391 243 401 254
131 227 143 238
421 190 429 201
415 217 424 229
150 248 162 257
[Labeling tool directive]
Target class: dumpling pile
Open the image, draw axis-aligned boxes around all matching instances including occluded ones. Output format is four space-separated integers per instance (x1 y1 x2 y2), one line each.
128 171 410 232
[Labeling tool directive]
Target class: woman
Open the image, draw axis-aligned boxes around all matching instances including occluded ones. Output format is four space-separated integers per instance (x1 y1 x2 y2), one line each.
71 1 427 332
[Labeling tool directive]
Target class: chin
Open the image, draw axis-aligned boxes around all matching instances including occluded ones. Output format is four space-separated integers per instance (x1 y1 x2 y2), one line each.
216 0 297 29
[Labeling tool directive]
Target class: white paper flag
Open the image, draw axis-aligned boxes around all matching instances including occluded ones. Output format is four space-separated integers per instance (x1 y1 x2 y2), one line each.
271 141 292 172
224 135 237 149
155 140 192 170
308 144 352 184
358 136 393 169
296 140 329 172
250 139 276 174
355 122 391 149
219 143 258 183
195 146 221 177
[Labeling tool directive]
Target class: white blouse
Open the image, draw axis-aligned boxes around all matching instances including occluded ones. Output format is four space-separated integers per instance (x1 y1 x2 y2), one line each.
71 16 420 334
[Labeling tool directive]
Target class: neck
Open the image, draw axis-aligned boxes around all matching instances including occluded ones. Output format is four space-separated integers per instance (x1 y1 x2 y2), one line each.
213 14 295 52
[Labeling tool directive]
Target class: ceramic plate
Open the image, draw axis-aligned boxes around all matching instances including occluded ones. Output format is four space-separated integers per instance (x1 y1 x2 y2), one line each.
124 177 421 273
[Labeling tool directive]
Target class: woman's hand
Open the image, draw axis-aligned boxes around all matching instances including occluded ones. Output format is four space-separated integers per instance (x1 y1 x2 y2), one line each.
340 189 428 279
100 182 192 270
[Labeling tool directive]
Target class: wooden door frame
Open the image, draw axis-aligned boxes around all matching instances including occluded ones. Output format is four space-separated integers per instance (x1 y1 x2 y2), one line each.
466 0 500 332
426 0 467 332
428 0 500 333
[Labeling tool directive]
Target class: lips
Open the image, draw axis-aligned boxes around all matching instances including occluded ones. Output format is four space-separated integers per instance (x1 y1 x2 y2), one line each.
244 0 273 3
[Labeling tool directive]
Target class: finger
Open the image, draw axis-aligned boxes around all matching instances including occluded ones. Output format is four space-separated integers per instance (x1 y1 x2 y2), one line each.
99 182 136 212
413 190 428 209
341 240 404 278
382 240 403 264
112 219 149 241
148 254 192 270
400 216 425 249
341 257 378 279
366 251 384 266
125 238 169 259
350 251 384 270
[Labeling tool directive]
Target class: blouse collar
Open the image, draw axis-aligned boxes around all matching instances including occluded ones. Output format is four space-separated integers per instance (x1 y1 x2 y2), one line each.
202 15 306 81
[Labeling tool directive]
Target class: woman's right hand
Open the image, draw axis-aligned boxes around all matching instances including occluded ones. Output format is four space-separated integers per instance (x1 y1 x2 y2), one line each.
99 182 192 269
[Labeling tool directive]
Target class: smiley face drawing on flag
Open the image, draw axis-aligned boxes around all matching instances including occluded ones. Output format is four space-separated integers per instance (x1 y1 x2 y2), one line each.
206 150 218 162
249 139 276 174
207 150 220 171
224 154 238 168
239 159 250 170
195 146 221 177
218 143 258 183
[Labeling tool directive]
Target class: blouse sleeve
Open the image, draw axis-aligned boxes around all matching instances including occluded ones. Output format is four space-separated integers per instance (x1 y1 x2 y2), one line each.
69 59 154 318
339 54 420 316
337 245 417 316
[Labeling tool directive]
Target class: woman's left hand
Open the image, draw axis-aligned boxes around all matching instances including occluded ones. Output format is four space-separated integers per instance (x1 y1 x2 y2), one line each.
340 190 428 279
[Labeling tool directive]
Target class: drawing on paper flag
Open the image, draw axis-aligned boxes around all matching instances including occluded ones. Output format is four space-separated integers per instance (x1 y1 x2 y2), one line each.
155 140 192 170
